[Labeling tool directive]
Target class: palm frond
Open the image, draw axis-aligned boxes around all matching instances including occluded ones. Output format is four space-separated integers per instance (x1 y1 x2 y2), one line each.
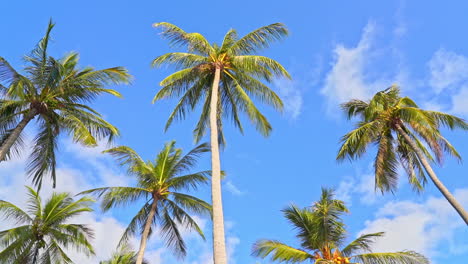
341 232 385 256
252 240 313 263
230 23 288 54
353 251 429 264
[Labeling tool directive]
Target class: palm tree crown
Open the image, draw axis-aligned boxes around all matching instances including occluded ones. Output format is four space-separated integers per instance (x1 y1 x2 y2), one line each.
152 22 290 264
337 86 468 192
152 22 290 144
0 20 130 188
0 186 95 264
99 244 148 264
80 141 212 263
252 188 429 264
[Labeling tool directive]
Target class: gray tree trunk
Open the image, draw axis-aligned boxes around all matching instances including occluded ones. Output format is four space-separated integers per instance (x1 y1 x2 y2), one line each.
135 198 158 264
0 110 36 161
395 123 468 225
210 67 228 264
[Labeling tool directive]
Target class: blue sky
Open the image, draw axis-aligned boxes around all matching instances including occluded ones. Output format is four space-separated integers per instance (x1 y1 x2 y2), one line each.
1 0 468 263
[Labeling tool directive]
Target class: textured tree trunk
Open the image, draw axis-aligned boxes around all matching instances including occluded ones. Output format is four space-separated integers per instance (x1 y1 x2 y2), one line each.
0 110 36 161
395 123 468 225
210 66 228 264
135 198 158 264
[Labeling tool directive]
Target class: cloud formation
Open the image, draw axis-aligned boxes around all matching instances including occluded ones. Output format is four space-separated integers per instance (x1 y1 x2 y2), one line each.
321 22 392 115
359 189 468 260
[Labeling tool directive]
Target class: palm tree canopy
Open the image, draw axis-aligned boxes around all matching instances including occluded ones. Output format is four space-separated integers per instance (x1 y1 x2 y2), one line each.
0 186 95 264
99 244 149 264
253 188 429 264
152 22 290 145
80 141 212 259
0 20 131 188
337 86 468 193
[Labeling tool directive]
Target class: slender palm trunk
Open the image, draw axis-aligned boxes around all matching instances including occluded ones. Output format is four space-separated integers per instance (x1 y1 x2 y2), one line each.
395 123 468 225
32 245 40 264
135 198 158 264
0 110 36 161
210 66 228 264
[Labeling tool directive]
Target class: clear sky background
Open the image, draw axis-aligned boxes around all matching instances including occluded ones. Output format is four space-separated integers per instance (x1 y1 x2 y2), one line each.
1 1 468 263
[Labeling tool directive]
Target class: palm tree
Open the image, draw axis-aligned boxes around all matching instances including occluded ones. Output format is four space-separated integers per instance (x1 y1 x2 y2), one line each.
99 244 148 264
253 188 429 264
152 22 290 264
337 86 468 225
80 141 212 264
0 20 130 188
0 186 95 263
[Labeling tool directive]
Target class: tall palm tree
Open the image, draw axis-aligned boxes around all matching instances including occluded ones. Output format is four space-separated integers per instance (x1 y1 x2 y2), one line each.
0 186 95 263
0 20 130 188
152 22 290 264
99 244 148 264
337 86 468 224
253 188 429 264
80 141 212 264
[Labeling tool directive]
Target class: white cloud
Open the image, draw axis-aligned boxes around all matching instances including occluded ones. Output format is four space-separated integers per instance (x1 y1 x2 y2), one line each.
225 180 245 196
0 146 135 263
276 78 303 119
428 49 468 93
359 188 468 259
335 167 381 206
450 85 468 115
321 22 385 114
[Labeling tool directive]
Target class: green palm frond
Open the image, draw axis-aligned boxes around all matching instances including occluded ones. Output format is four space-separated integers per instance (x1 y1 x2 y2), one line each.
341 232 385 257
374 130 399 193
252 240 313 263
100 243 149 264
230 23 289 54
78 187 149 211
353 251 429 264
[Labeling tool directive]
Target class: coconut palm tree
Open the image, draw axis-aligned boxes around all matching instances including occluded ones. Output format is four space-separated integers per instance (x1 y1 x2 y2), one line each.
0 20 130 189
80 141 212 264
152 22 290 264
0 186 95 263
99 244 148 264
253 188 429 264
337 86 468 225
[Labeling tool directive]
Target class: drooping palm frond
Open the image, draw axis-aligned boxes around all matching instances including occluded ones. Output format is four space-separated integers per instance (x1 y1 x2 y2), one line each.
341 232 384 257
252 240 313 263
337 86 468 193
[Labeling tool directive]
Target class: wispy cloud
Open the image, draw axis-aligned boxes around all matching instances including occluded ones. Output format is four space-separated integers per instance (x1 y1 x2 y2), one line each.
225 180 245 196
321 22 392 115
276 78 303 120
428 49 468 93
426 49 468 117
335 166 381 206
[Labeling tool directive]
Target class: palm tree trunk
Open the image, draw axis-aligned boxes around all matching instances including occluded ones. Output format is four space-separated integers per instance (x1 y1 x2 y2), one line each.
210 66 228 264
395 123 468 225
0 110 36 161
135 198 158 264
